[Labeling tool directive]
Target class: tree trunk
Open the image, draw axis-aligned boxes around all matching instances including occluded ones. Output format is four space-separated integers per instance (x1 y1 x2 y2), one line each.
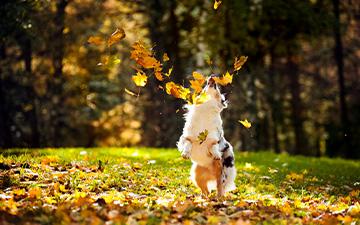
287 53 307 155
0 42 13 148
142 0 183 147
332 0 353 158
51 0 69 147
269 53 280 153
22 37 40 148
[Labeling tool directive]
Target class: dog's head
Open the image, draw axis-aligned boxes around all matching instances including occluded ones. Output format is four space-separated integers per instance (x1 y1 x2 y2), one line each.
203 74 228 110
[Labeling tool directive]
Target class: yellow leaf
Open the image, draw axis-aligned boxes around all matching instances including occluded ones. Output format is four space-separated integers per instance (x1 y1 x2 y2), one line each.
165 67 173 77
234 56 248 71
197 130 209 144
213 71 233 86
88 36 104 45
188 92 209 105
239 119 252 129
192 71 206 83
108 28 126 47
214 0 222 10
163 53 170 62
132 71 147 87
125 88 137 96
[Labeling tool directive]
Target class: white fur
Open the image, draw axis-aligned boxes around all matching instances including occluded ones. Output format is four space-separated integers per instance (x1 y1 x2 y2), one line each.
177 82 236 194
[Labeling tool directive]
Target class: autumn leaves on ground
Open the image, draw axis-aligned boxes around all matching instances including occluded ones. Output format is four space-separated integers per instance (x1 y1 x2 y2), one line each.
1 149 359 224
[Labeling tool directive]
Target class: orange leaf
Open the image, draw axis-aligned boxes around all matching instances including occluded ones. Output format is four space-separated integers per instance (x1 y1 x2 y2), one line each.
234 56 248 71
132 71 148 87
154 68 163 81
108 28 126 47
88 36 104 45
190 80 203 93
213 71 233 86
29 187 42 199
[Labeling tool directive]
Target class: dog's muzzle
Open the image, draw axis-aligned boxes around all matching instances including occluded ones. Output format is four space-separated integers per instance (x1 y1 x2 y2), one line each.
207 76 216 87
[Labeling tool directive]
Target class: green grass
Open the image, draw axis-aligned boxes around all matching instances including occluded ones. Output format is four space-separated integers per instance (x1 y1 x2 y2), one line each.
1 148 359 224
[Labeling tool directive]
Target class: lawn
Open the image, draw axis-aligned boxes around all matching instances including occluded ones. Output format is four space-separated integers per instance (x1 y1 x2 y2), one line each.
0 148 359 224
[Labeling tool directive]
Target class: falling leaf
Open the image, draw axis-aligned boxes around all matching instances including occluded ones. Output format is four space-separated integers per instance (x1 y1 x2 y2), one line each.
125 88 137 96
165 82 190 100
165 67 173 77
132 71 148 87
163 53 170 62
188 92 210 105
197 130 209 144
108 28 126 47
190 71 206 93
154 68 164 81
239 119 252 129
213 71 233 86
214 0 222 10
234 56 248 71
88 36 104 45
97 55 121 67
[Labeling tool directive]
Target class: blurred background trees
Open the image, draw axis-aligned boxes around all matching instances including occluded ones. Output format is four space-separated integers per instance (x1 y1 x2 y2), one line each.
0 0 359 158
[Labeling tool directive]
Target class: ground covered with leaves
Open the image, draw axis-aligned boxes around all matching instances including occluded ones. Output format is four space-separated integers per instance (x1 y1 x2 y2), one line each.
0 148 359 224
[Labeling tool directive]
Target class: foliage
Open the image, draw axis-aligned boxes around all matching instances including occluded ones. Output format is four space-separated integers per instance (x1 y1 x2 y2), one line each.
0 148 359 224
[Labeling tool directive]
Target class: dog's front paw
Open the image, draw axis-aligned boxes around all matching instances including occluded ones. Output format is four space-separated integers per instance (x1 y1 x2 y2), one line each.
181 150 191 159
212 151 221 160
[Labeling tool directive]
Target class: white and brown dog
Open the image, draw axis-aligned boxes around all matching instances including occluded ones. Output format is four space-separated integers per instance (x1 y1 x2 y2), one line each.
177 75 236 196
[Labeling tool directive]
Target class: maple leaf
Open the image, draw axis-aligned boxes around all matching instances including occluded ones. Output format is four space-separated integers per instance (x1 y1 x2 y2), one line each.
108 28 126 47
213 71 233 86
132 71 147 87
239 119 252 128
234 56 248 71
214 0 222 10
197 130 209 144
163 53 170 62
190 71 206 93
87 36 104 45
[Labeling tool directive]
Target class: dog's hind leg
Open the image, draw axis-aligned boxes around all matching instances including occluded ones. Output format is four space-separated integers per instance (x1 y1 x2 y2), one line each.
194 165 210 195
214 160 224 197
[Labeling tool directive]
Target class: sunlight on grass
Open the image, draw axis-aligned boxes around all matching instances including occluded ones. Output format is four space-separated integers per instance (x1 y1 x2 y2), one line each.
0 148 359 224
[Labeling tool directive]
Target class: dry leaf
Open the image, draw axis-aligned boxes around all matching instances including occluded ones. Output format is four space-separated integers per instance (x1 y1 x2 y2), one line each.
213 71 233 86
88 36 104 45
132 71 148 87
239 119 251 129
234 56 248 71
214 0 222 10
108 28 126 47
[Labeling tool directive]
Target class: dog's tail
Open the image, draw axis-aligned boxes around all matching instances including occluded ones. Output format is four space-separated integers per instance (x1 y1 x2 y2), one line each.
219 138 236 192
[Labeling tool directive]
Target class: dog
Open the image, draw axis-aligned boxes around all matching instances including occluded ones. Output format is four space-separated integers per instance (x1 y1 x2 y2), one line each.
177 75 236 196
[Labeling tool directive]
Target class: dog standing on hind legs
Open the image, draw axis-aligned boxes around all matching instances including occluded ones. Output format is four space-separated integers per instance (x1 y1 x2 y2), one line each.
177 76 236 197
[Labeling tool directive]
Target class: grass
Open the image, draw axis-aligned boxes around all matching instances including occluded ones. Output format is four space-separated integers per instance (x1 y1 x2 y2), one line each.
0 148 359 224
